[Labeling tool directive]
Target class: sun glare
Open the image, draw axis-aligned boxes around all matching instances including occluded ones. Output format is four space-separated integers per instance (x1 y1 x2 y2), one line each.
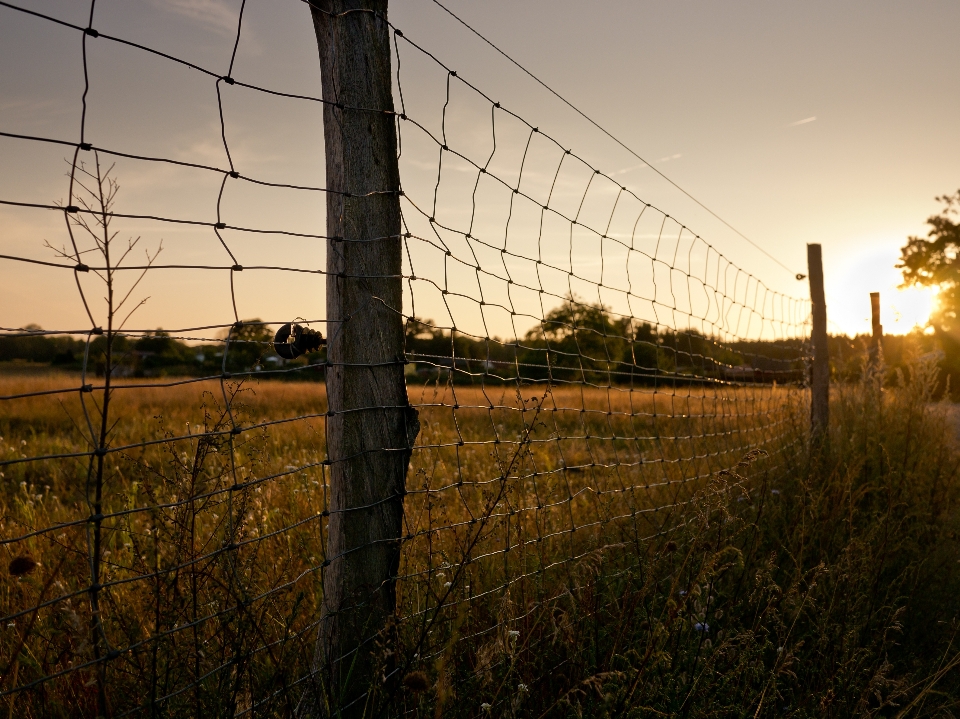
827 242 934 336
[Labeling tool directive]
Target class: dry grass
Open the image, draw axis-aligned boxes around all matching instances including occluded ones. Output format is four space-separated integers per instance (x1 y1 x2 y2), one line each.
0 375 836 717
1 372 330 717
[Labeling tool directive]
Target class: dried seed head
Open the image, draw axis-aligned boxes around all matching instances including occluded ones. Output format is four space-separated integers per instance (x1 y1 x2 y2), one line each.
665 540 678 552
9 556 37 576
402 670 429 694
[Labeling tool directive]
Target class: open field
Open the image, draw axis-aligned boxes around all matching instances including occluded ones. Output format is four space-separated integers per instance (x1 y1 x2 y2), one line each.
0 374 331 717
1 368 958 717
0 372 800 716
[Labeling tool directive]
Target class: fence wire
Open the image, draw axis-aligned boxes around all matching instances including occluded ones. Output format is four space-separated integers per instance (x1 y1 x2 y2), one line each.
0 1 809 717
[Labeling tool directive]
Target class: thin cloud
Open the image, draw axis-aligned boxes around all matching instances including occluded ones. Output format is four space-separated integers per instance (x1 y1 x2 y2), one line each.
156 0 242 35
611 154 680 175
610 162 648 176
0 97 73 121
788 116 817 127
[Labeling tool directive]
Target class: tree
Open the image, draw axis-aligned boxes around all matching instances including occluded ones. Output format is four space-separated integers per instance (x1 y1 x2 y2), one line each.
517 295 675 383
898 191 960 336
898 190 960 392
221 319 273 371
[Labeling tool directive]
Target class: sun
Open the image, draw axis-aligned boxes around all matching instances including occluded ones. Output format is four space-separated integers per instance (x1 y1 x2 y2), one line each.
827 241 935 336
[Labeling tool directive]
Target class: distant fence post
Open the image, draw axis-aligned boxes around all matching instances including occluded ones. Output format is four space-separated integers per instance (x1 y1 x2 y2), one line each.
869 291 883 366
305 1 418 716
807 244 829 443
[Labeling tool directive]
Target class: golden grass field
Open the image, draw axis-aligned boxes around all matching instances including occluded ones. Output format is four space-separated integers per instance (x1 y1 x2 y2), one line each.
0 370 804 717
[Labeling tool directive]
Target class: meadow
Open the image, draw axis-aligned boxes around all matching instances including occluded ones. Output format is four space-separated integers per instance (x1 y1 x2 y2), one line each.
0 364 958 717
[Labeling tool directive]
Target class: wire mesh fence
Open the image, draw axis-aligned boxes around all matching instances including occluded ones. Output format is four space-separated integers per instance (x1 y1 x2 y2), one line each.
0 1 809 716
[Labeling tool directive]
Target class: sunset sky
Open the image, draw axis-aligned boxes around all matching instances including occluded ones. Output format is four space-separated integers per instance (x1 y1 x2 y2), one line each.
1 0 958 340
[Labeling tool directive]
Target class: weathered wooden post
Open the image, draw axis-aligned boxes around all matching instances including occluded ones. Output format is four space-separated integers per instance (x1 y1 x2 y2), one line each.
807 244 829 443
303 1 418 715
869 291 883 366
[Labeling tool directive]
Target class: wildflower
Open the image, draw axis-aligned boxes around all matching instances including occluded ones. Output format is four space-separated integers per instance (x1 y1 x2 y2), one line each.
694 622 710 633
517 683 528 693
508 630 520 641
480 703 492 712
443 582 452 588
771 489 781 496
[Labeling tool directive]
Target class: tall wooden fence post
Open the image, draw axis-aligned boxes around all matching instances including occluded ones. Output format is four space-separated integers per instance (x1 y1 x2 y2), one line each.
870 291 883 366
808 244 829 443
305 1 418 716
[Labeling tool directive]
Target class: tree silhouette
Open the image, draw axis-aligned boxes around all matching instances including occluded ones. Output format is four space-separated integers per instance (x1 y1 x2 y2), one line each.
899 190 960 338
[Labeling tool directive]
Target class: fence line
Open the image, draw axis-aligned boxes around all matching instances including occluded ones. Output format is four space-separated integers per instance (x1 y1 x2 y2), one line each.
0 1 809 716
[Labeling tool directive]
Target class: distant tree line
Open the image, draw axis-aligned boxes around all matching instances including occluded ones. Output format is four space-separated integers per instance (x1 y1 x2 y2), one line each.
10 301 944 390
0 327 84 366
404 296 807 386
0 320 325 380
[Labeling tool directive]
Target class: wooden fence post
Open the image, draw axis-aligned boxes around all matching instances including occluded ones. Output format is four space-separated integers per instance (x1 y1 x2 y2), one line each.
305 1 418 715
870 291 883 366
808 244 829 443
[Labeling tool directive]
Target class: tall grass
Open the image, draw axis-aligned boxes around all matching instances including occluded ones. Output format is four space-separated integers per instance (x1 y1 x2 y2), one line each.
401 357 959 719
0 360 957 717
